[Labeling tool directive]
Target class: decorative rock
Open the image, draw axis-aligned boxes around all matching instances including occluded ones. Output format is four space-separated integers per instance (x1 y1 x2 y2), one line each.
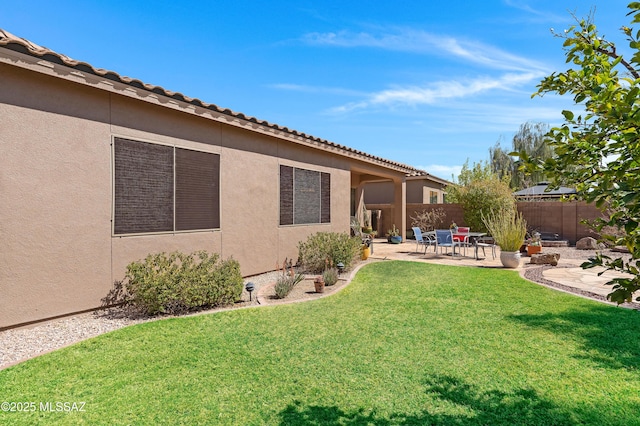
530 253 560 266
576 237 599 250
611 246 630 253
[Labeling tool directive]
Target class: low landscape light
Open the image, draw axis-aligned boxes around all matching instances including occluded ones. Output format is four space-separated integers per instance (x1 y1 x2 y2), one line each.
336 262 345 275
245 282 255 301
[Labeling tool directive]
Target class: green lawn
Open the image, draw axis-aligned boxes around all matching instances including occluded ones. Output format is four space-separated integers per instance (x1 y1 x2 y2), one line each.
2 261 640 425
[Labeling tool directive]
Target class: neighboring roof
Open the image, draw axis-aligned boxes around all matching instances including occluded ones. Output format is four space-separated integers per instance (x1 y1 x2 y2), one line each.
513 182 577 198
0 28 444 181
406 172 450 186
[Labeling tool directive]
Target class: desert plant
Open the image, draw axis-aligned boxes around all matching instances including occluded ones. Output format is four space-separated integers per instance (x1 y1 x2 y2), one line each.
298 232 361 273
322 267 339 286
362 204 372 231
350 216 361 236
482 207 527 252
274 259 304 299
124 251 243 315
410 207 446 232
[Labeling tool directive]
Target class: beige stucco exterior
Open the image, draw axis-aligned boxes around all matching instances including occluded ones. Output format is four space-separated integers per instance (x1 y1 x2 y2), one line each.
0 39 421 328
364 176 447 205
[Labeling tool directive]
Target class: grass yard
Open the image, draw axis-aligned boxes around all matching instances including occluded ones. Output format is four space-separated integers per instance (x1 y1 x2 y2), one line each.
2 261 640 425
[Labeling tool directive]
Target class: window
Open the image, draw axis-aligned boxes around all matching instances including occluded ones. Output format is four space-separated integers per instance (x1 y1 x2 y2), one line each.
430 191 438 204
280 165 330 225
113 137 220 235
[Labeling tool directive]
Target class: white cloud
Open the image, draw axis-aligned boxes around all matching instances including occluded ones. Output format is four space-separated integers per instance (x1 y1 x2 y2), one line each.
269 83 365 97
327 71 545 113
502 0 567 23
302 28 548 72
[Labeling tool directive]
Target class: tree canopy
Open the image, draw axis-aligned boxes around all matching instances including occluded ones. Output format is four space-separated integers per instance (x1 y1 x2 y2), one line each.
490 122 554 190
446 161 514 233
527 3 640 304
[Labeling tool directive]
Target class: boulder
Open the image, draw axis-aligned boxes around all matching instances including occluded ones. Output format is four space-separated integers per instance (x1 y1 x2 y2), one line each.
576 237 604 250
530 253 560 266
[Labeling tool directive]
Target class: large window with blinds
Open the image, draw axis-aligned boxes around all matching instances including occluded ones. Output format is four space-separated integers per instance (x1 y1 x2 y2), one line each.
280 165 330 225
113 137 220 235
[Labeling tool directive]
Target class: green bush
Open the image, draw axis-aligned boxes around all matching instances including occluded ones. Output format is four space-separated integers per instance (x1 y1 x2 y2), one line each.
322 267 339 286
446 161 515 232
297 232 361 273
124 251 243 315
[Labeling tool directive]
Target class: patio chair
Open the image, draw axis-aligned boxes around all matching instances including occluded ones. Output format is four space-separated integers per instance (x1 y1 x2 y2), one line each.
452 226 471 256
435 229 462 256
412 227 437 254
475 235 496 260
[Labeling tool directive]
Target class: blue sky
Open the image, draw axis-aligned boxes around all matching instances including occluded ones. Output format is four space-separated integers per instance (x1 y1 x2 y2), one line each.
3 1 631 180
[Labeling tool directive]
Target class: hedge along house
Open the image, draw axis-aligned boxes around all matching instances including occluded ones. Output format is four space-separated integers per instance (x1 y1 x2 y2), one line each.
0 29 424 329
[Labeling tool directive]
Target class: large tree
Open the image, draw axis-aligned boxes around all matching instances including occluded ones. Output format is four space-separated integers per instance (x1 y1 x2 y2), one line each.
527 3 640 304
490 122 553 190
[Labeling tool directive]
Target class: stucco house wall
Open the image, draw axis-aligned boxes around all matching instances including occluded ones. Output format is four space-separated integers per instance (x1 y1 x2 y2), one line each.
0 31 423 329
0 61 355 328
365 177 447 205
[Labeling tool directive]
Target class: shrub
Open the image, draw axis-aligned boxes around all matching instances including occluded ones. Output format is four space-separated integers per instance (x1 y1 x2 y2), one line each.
274 260 304 299
124 251 243 315
322 267 339 286
298 232 361 273
482 207 527 252
447 161 515 232
410 207 446 231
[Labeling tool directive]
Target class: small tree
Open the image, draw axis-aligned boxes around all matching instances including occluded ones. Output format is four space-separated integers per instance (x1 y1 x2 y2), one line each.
446 161 516 233
527 4 640 304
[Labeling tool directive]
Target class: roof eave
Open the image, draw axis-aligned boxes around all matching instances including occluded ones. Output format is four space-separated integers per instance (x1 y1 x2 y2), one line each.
0 30 422 176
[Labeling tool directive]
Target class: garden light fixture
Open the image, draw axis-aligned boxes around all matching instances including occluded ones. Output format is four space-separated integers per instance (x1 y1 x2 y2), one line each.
245 282 255 301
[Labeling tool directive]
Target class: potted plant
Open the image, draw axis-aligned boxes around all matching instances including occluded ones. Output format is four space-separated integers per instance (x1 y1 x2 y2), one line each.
387 224 402 244
482 207 527 268
314 276 325 293
361 241 371 259
526 231 542 256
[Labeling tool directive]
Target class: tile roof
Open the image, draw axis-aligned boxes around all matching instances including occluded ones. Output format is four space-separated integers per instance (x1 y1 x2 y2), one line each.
513 182 577 197
0 28 444 181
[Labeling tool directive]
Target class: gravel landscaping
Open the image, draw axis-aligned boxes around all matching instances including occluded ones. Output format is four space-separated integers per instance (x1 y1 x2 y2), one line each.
1 246 634 370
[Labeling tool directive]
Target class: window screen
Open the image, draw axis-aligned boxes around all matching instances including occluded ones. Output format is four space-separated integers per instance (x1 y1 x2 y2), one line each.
175 148 220 230
280 165 331 225
114 138 220 234
114 138 174 234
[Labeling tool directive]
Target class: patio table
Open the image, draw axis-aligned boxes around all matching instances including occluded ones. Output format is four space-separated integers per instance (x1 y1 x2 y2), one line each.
453 232 487 259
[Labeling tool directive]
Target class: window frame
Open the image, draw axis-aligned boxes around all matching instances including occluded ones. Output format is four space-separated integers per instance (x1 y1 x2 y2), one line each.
112 136 221 236
279 164 331 226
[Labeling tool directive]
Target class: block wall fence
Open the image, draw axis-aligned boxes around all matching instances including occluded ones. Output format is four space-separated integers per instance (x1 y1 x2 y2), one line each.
366 202 603 245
